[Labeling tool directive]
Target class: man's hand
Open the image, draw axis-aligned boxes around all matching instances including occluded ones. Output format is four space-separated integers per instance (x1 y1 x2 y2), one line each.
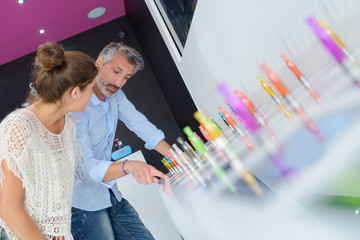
102 159 169 183
124 160 166 184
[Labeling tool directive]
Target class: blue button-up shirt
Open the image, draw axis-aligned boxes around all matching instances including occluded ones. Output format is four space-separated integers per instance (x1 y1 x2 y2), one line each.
71 90 165 211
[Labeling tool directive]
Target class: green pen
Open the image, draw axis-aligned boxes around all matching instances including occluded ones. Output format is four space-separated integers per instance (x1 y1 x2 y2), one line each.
209 118 223 135
177 136 205 171
172 143 206 187
183 126 237 193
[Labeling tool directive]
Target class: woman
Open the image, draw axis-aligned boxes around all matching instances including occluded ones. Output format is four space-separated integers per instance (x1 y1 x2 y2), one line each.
0 42 98 240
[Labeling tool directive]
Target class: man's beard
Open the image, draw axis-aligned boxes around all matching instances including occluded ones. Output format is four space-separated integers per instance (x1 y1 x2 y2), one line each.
99 83 119 97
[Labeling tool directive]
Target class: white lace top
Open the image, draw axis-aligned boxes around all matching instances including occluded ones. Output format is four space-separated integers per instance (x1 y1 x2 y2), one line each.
0 109 83 240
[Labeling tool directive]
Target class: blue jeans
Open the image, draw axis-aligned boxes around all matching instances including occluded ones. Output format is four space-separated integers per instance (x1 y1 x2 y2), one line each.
0 229 9 240
71 191 154 240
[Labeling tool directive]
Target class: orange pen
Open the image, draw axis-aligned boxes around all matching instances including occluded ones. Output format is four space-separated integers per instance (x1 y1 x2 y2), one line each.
261 63 289 97
281 54 327 111
234 90 256 114
261 63 300 110
261 64 324 141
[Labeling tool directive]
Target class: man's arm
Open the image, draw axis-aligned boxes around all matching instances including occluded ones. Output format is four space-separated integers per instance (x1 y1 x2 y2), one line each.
116 92 172 157
113 92 172 183
117 91 167 151
103 160 166 184
154 139 172 156
73 110 164 185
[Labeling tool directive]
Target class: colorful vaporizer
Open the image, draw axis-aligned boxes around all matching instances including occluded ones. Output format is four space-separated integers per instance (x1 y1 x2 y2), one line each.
111 145 133 161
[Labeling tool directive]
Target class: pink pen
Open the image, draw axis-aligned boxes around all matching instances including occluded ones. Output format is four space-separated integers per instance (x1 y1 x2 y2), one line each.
217 83 260 133
234 90 284 151
307 16 360 85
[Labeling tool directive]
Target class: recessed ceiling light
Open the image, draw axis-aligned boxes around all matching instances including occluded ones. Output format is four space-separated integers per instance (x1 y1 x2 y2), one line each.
39 29 45 34
88 7 106 19
17 0 25 4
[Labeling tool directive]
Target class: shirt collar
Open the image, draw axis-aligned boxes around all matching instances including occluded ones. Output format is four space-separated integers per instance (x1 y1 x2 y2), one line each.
90 93 109 111
90 93 102 106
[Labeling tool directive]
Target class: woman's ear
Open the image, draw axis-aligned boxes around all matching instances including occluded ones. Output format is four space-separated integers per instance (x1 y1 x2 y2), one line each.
70 86 81 100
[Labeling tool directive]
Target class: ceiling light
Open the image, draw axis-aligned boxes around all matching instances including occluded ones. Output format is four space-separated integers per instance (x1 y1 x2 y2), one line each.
39 29 45 34
88 7 106 19
17 0 25 4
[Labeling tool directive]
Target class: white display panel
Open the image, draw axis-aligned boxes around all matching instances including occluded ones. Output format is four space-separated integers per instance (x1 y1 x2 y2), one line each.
116 150 182 240
146 0 360 239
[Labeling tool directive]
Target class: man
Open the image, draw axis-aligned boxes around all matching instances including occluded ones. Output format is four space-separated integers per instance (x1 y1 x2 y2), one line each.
70 42 172 240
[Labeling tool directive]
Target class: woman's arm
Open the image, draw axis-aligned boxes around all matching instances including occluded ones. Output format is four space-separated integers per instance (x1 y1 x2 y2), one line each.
0 160 47 240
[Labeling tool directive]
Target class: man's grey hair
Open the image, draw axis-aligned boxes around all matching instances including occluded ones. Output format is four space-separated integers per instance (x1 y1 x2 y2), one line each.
99 42 145 74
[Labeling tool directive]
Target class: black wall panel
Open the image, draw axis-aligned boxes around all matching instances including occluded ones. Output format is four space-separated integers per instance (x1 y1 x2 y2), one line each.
124 0 199 133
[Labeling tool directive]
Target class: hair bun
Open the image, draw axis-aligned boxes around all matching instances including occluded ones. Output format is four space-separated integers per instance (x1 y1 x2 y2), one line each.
36 42 65 71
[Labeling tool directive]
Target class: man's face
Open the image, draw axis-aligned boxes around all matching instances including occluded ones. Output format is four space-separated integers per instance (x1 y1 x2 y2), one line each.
96 54 135 98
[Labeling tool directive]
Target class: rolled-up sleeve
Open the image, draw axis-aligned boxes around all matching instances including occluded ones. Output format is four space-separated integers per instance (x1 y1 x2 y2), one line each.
116 91 165 150
144 129 165 150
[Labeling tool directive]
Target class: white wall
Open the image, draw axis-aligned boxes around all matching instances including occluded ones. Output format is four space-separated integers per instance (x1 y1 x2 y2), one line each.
147 0 360 134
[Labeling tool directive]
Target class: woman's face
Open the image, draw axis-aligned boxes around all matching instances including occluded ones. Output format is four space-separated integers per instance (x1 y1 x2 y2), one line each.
72 79 95 112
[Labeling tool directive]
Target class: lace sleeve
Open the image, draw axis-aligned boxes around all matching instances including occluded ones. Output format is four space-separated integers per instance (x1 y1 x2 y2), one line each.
68 114 85 182
0 115 32 187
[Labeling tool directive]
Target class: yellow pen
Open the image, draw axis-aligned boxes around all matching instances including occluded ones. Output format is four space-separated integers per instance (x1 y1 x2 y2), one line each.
257 76 292 119
318 20 347 55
